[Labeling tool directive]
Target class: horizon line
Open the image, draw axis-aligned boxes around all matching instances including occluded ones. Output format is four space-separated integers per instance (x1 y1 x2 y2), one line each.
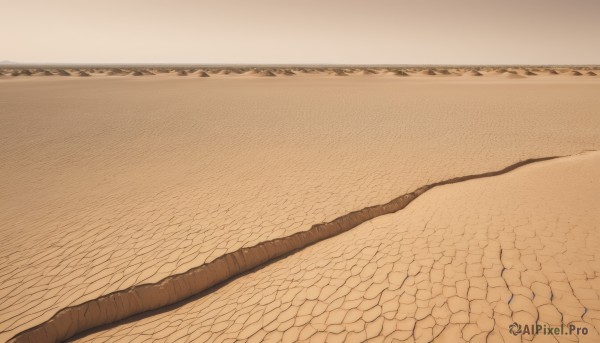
2 63 600 68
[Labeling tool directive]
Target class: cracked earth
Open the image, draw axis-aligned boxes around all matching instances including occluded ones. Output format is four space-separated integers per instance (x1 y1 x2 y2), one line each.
71 151 600 343
1 76 599 342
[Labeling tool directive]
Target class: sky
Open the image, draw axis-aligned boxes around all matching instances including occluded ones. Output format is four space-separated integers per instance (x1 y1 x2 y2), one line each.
2 0 599 65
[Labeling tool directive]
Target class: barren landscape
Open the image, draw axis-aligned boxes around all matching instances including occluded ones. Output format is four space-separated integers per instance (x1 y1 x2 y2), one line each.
1 67 599 342
71 150 600 343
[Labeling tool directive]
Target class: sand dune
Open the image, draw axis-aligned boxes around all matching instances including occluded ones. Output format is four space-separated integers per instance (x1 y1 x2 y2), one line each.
393 70 409 76
198 71 210 77
278 69 296 76
1 73 599 342
357 69 377 75
244 68 280 77
420 69 437 75
9 69 32 76
466 70 482 76
330 69 348 76
78 71 91 77
501 72 525 79
106 68 126 76
69 151 600 343
243 69 260 76
1 66 599 80
258 69 276 77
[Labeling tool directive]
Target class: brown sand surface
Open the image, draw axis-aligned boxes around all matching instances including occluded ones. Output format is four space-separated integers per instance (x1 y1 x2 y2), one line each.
2 67 599 80
1 74 599 341
71 151 600 343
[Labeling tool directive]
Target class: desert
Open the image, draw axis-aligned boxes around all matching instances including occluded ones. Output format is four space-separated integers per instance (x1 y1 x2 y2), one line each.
1 67 599 342
70 150 600 343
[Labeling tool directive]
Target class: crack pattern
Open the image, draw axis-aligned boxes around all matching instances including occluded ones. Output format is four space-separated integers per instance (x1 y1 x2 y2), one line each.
68 151 600 343
7 156 577 343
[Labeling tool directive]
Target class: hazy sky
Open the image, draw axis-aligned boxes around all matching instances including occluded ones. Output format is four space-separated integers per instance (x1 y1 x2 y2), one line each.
2 0 599 64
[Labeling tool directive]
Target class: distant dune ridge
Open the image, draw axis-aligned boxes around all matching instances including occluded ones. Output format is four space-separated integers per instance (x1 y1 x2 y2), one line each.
2 66 599 80
357 68 377 75
502 72 525 79
257 69 276 77
327 68 347 76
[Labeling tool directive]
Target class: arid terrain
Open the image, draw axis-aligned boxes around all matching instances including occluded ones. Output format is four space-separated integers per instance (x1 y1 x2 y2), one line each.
71 150 600 343
0 66 599 342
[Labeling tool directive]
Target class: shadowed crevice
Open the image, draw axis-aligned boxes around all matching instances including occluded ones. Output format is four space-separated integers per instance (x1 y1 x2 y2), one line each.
9 155 562 343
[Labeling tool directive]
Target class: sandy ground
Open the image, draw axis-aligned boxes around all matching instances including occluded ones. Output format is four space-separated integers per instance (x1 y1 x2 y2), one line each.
71 151 600 343
0 69 599 342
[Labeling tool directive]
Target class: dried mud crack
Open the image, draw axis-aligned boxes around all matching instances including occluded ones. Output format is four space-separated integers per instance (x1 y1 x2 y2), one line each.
8 155 562 343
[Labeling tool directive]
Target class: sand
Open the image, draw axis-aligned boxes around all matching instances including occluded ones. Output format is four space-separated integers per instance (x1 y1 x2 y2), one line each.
465 70 483 76
2 67 599 80
0 68 599 342
69 151 600 343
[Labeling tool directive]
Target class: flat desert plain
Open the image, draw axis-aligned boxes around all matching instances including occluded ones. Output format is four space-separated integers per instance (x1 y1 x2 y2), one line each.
0 67 599 342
